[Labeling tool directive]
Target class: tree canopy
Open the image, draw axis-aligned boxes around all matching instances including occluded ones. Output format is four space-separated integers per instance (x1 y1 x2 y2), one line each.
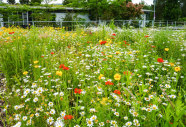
155 0 182 20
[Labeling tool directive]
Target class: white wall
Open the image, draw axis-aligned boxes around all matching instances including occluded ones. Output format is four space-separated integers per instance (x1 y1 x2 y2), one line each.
54 13 90 22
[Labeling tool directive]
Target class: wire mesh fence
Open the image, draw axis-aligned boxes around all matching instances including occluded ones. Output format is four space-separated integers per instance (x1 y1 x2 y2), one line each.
0 20 185 30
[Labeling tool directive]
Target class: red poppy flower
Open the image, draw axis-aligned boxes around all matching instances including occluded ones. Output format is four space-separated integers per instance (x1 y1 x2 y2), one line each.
64 115 73 120
59 64 64 68
157 58 164 63
112 33 116 36
169 122 173 124
9 32 15 34
114 90 121 95
63 66 69 70
123 71 133 75
105 81 114 85
100 41 107 45
41 56 44 58
51 52 54 55
74 88 82 94
111 37 115 39
101 52 105 55
59 64 69 70
123 41 130 46
145 35 149 38
87 41 90 44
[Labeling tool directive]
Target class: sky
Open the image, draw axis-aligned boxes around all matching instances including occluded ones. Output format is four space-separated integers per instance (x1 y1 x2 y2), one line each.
2 0 154 5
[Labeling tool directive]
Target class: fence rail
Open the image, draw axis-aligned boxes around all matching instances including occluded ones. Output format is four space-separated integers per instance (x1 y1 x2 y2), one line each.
0 20 186 30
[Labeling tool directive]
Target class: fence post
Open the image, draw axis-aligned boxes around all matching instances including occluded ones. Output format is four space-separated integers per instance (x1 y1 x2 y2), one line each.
138 20 140 28
0 22 3 28
33 21 34 27
175 21 176 30
142 20 144 28
167 21 168 28
60 21 62 28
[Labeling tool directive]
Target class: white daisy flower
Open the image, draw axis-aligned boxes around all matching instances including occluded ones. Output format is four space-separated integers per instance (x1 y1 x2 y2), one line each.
47 117 54 125
54 120 64 127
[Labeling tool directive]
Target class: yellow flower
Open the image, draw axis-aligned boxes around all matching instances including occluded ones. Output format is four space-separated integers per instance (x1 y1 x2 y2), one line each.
34 61 39 64
135 51 140 53
116 51 120 55
23 71 28 75
108 55 112 58
95 119 98 123
169 63 174 66
114 73 121 80
34 65 39 68
30 114 34 118
98 74 104 80
165 48 169 51
56 71 62 76
128 51 132 55
174 67 181 72
122 60 126 62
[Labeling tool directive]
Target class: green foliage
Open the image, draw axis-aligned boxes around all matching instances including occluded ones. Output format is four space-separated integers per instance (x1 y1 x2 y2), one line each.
155 0 182 21
164 0 181 20
20 0 29 5
62 0 74 5
30 0 42 5
180 0 186 17
61 0 143 20
62 12 86 30
31 10 56 21
163 93 185 127
178 17 186 21
7 0 15 4
85 0 143 20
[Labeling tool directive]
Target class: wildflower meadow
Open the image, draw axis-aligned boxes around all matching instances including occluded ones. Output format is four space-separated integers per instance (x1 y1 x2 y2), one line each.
0 26 185 127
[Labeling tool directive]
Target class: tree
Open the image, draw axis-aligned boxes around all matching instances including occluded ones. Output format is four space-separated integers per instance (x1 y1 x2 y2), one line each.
139 0 152 10
20 0 29 4
61 0 143 20
62 0 73 5
155 0 166 20
164 0 181 20
31 0 42 5
42 0 57 5
180 0 186 17
155 0 181 20
86 0 143 20
7 0 16 4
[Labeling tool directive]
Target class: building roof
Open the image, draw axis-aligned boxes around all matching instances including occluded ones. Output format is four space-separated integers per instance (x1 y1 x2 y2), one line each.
142 9 154 12
0 5 89 11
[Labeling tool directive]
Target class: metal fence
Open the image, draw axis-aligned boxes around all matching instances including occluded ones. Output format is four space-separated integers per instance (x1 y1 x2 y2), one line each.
0 20 186 30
